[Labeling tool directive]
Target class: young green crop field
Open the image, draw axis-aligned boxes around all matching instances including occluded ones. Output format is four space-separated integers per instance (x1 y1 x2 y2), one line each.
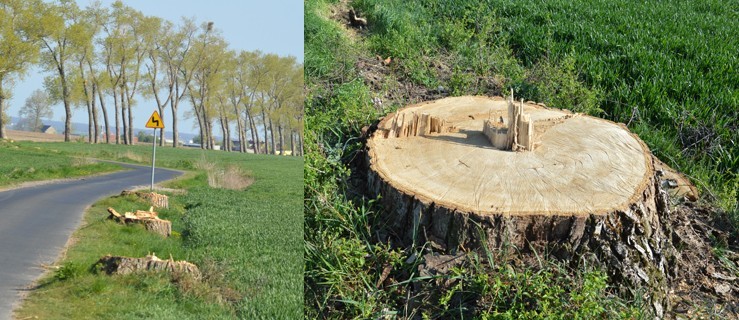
7 142 303 319
487 0 738 216
306 0 736 318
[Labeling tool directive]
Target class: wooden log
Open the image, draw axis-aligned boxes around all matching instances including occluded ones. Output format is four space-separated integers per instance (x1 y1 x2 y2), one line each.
96 253 200 279
108 207 172 237
365 96 694 317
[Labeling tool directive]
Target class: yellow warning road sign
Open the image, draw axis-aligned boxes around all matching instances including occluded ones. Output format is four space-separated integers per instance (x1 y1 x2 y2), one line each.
145 111 164 129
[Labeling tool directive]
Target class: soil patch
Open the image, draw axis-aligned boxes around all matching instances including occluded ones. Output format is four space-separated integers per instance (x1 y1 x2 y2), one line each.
6 129 79 142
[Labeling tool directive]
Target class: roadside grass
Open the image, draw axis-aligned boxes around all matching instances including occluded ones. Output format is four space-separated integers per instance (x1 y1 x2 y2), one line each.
306 0 737 318
13 142 303 319
13 193 234 319
0 140 120 187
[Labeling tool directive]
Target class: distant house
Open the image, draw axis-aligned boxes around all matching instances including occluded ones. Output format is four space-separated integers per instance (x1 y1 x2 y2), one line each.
41 125 57 134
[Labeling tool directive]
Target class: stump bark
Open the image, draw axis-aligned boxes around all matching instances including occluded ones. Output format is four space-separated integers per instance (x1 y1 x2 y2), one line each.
108 207 172 237
96 254 200 278
366 96 688 317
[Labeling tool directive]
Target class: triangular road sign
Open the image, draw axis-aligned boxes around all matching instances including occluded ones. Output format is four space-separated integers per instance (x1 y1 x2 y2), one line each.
145 111 164 129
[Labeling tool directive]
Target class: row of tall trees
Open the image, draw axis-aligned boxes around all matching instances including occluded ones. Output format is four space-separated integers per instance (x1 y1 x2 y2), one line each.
0 0 303 155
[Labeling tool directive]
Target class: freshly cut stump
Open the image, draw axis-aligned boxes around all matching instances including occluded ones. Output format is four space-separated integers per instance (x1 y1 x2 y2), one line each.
367 96 678 316
108 207 172 237
96 254 200 278
121 190 169 208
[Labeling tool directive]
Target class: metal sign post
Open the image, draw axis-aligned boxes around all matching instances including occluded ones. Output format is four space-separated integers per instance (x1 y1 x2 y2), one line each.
145 111 165 191
151 128 157 191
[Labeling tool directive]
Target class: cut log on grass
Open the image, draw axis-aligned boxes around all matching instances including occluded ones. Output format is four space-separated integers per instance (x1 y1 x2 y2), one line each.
108 207 172 237
121 190 169 208
366 95 697 317
96 253 200 279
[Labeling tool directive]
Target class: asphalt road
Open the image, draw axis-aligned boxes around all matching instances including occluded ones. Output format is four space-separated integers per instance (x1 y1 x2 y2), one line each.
0 163 182 320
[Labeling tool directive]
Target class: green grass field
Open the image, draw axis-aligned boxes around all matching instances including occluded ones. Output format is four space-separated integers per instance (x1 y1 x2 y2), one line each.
0 140 120 187
305 0 736 318
486 0 738 218
10 142 303 319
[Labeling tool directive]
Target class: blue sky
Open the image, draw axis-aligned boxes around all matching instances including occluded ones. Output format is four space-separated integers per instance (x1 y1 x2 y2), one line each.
8 0 303 137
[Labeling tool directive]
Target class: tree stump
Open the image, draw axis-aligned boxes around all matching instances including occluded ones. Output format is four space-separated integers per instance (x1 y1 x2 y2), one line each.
121 190 169 208
366 96 682 316
108 207 172 237
96 253 200 279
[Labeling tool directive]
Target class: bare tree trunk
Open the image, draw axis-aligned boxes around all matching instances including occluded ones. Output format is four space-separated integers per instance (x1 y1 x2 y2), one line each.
98 85 110 144
225 120 231 152
261 109 269 154
218 114 229 152
189 94 205 149
86 59 104 143
0 81 6 139
86 99 93 143
244 107 258 153
298 133 303 156
278 125 284 155
234 106 244 153
158 104 164 147
63 100 72 141
170 99 178 148
206 119 214 150
290 130 296 156
120 89 127 145
92 84 99 143
80 63 93 143
238 116 246 153
249 116 260 154
113 86 120 144
61 72 71 142
128 108 133 144
126 85 133 145
269 119 276 155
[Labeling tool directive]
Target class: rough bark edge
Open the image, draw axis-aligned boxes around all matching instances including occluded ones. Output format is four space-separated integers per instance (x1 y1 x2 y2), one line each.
121 190 169 208
95 254 200 279
371 167 676 316
367 148 676 317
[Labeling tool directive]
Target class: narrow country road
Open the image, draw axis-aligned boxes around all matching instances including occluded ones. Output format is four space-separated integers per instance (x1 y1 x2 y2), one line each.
0 163 182 320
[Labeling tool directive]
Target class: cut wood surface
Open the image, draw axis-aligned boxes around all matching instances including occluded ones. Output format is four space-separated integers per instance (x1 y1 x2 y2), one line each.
368 96 652 216
121 190 169 208
108 207 172 237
